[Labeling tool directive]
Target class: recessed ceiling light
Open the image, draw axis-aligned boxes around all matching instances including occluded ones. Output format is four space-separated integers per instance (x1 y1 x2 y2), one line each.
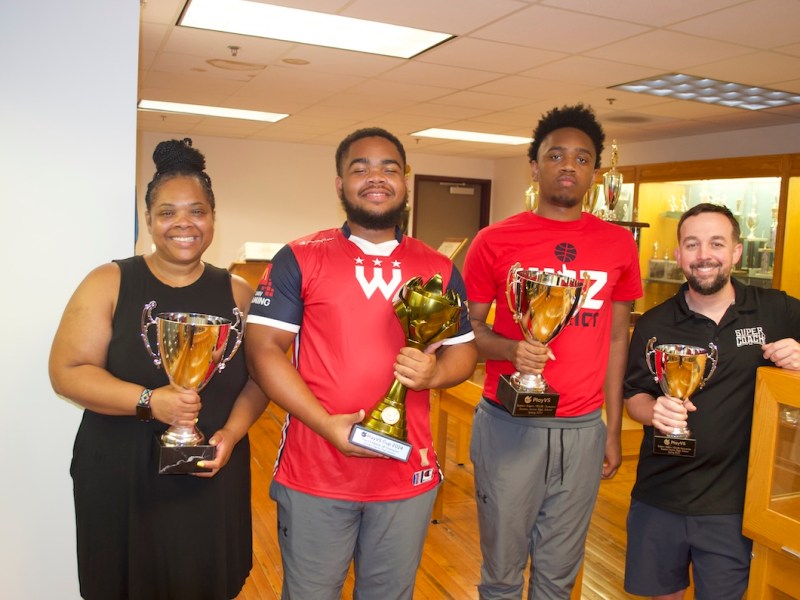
138 100 288 123
610 73 800 111
282 58 310 66
411 128 530 145
206 58 266 71
179 0 454 59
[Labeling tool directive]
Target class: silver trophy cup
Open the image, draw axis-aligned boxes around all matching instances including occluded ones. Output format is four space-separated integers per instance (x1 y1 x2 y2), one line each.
141 301 243 446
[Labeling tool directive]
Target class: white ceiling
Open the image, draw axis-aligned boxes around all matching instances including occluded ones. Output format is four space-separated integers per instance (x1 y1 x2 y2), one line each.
138 0 800 160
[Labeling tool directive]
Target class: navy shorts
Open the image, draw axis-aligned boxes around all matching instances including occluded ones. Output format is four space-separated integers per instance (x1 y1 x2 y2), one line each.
624 499 752 599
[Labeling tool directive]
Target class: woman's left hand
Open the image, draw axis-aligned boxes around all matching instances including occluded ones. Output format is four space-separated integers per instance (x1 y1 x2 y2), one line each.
192 428 237 478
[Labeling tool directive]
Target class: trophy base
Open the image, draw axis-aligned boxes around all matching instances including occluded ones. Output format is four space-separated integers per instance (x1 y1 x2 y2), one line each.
152 434 215 474
653 433 696 458
349 424 412 462
496 375 559 417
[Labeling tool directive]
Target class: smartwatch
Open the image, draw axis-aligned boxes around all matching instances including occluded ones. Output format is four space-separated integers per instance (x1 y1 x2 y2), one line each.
136 388 153 421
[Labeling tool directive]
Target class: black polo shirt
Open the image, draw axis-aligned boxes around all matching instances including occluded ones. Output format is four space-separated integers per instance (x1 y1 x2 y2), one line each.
624 279 800 515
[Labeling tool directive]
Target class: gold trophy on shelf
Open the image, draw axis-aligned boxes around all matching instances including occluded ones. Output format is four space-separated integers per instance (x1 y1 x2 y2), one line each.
497 263 589 416
141 302 243 474
583 182 601 214
524 181 539 212
349 274 462 461
601 139 623 220
645 338 718 458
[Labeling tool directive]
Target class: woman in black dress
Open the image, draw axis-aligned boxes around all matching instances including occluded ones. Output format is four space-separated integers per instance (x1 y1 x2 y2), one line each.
49 139 268 599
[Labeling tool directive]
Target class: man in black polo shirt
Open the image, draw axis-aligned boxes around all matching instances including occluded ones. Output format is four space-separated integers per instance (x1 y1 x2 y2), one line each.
623 202 800 599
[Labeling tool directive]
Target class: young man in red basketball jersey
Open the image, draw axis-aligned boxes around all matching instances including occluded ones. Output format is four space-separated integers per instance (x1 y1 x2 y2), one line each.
245 127 477 599
463 104 642 599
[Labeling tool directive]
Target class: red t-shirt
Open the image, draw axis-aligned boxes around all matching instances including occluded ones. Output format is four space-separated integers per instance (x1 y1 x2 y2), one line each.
464 211 642 416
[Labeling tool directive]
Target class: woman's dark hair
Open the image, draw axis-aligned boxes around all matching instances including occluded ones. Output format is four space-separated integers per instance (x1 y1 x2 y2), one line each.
527 103 605 168
335 127 406 176
144 138 215 210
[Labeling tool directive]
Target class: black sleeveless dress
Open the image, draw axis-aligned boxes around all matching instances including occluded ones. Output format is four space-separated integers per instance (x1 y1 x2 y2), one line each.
70 256 253 599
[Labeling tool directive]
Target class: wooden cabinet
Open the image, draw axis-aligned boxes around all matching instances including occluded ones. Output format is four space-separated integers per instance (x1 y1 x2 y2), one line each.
743 367 800 599
228 260 270 289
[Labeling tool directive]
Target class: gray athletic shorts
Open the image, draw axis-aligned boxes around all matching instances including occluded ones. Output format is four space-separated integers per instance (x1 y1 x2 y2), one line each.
625 498 753 599
270 479 437 600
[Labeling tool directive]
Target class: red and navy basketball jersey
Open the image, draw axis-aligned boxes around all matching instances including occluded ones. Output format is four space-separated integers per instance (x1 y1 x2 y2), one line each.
248 226 473 501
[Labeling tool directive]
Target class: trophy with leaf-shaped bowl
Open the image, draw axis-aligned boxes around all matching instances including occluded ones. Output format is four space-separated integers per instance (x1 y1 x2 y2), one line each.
349 274 462 461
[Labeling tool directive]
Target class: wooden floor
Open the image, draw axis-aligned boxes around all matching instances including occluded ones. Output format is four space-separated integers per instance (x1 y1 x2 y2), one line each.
237 404 639 600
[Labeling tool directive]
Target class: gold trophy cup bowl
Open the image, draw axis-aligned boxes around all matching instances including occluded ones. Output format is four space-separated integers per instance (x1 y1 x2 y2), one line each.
497 263 589 416
349 274 462 461
583 182 601 214
141 301 243 453
645 337 718 457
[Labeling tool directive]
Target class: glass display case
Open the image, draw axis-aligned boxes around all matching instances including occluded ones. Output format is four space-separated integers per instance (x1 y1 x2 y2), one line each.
743 367 800 599
634 176 781 312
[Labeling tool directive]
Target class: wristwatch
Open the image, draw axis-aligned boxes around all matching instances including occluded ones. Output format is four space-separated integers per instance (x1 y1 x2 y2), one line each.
136 388 153 421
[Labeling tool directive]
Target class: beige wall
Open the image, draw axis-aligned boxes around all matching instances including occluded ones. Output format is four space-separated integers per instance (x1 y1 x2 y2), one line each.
136 132 496 268
2 1 139 598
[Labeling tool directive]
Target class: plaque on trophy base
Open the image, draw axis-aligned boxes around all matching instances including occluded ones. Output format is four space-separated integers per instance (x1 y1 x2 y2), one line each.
152 434 215 474
349 425 412 462
652 434 696 458
496 375 558 417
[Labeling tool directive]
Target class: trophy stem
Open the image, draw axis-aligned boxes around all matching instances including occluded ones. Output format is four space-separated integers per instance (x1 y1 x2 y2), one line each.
510 371 547 393
161 424 205 447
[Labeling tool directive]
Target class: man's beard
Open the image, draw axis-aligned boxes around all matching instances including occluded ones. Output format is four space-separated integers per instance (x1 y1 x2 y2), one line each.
685 260 729 295
339 189 408 231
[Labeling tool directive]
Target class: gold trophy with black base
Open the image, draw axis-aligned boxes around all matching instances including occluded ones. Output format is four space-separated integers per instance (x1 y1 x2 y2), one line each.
497 263 589 417
349 274 462 461
141 302 243 474
646 338 718 458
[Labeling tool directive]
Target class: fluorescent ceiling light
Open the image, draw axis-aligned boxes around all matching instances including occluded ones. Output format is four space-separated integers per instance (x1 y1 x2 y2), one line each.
411 128 530 145
611 73 800 111
138 100 288 123
179 0 453 59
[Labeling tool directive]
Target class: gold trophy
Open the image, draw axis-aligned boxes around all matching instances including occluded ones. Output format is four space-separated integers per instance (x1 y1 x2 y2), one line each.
601 139 622 220
645 338 718 457
582 182 601 214
497 263 589 416
349 274 462 461
141 301 243 473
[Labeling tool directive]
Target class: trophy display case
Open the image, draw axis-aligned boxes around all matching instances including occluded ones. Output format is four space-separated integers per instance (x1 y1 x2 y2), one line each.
743 367 800 599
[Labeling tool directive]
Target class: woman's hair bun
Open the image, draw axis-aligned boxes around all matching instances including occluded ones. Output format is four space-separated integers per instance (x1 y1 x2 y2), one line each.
152 138 206 175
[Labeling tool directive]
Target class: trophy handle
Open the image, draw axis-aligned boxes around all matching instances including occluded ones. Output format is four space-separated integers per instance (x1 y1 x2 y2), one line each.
505 262 522 320
699 342 719 389
645 337 657 379
216 307 244 372
574 271 592 314
141 301 162 367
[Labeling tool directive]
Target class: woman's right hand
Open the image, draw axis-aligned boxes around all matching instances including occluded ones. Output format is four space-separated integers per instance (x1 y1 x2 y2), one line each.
151 385 202 426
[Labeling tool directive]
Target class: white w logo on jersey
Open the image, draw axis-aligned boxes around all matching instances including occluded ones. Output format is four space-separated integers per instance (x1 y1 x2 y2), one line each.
355 260 402 300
